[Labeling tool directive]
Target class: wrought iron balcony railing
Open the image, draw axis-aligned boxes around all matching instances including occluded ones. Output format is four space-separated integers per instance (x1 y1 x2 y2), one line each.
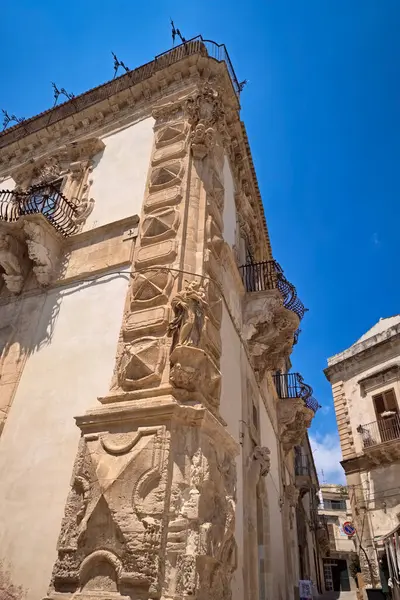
357 414 400 449
0 184 77 236
239 260 307 321
273 372 320 414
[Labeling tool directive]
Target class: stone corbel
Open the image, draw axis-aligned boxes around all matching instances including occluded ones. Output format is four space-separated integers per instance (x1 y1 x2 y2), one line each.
0 227 27 294
243 290 299 378
22 216 63 287
277 399 314 454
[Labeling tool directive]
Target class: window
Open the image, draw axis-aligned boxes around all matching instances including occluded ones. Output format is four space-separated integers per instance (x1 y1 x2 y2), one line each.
323 499 346 510
373 389 398 418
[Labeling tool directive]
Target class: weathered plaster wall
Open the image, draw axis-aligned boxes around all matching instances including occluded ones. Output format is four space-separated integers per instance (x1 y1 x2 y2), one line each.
222 156 237 249
88 117 154 229
220 303 244 600
343 358 400 454
0 270 129 600
360 466 400 537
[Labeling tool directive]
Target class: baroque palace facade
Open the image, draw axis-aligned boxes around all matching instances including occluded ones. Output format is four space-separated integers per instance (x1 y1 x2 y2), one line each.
0 38 320 600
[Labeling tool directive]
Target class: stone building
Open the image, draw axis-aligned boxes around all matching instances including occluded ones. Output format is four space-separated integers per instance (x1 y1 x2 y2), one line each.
318 484 357 594
0 37 319 600
295 436 325 592
325 315 400 589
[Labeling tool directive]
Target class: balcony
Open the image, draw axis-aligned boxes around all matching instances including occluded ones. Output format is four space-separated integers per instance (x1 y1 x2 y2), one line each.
0 184 77 237
357 414 400 464
240 260 307 321
274 372 320 414
240 261 307 377
274 373 319 454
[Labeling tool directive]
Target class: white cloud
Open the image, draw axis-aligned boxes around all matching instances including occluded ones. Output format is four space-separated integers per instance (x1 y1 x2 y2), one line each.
309 432 346 485
319 405 331 416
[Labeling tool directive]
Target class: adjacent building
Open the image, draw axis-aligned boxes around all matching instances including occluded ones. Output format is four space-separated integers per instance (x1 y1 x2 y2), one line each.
325 315 400 589
0 37 319 600
318 484 357 594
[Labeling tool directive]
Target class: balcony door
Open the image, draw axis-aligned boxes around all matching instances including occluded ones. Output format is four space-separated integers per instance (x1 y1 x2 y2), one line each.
373 389 400 442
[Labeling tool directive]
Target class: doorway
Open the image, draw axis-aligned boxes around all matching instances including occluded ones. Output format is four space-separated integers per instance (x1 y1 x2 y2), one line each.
323 559 351 592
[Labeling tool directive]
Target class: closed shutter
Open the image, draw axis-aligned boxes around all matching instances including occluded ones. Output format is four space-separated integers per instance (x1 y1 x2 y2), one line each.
384 389 398 412
374 393 385 416
327 524 336 551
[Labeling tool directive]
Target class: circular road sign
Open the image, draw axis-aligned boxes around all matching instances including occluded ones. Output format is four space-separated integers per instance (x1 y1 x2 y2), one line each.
343 521 356 537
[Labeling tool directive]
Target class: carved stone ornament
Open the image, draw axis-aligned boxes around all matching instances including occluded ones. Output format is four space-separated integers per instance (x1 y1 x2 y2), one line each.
277 399 315 454
117 337 166 391
243 290 300 377
190 123 216 160
168 281 221 410
168 280 207 351
0 231 26 294
252 446 271 477
285 484 300 508
23 220 58 287
48 427 167 598
185 83 227 157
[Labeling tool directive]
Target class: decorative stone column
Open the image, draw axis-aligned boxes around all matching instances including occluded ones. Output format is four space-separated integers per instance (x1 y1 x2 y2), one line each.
44 82 239 600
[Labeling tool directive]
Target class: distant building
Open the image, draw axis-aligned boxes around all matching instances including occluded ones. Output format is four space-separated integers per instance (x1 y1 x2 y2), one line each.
0 37 320 600
325 315 400 589
318 484 357 594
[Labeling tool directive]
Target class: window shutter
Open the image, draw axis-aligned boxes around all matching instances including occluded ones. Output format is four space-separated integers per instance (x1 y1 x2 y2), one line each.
373 393 385 416
327 524 336 550
384 389 398 412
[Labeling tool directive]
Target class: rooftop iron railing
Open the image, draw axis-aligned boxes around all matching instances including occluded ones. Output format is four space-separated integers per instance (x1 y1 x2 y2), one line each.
239 260 307 321
0 184 77 236
357 414 400 449
154 37 241 97
273 372 320 414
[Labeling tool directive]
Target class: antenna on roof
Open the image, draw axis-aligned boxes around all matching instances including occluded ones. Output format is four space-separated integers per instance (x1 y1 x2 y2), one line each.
170 18 186 46
52 82 75 107
1 109 25 131
111 52 130 79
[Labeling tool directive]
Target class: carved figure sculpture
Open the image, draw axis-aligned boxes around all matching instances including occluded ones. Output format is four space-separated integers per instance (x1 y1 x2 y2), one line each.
0 233 24 294
252 446 271 477
168 281 207 350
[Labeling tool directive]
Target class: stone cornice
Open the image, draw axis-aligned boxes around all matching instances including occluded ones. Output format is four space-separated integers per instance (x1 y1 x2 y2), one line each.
0 45 272 261
324 325 400 381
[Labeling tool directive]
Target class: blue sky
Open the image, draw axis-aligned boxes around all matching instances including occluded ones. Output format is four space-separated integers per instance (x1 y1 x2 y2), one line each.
2 1 399 482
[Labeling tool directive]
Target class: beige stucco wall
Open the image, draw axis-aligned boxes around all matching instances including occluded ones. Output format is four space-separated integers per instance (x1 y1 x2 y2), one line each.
222 156 237 249
87 117 154 230
220 303 244 600
0 270 129 600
